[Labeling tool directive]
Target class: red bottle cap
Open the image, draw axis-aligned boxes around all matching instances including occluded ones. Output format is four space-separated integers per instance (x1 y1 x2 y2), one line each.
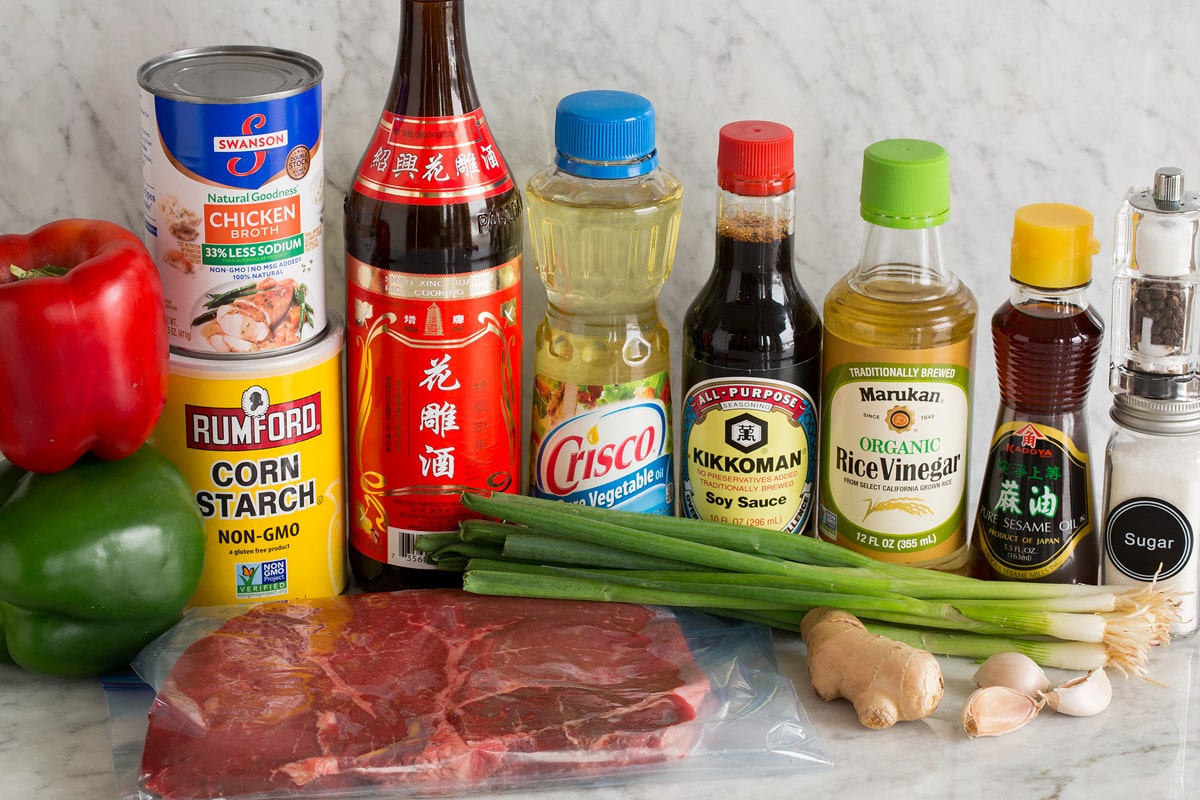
717 120 795 197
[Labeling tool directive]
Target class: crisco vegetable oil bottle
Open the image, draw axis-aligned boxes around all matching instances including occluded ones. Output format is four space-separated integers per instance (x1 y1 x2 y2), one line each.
818 138 977 570
681 121 821 532
526 90 682 513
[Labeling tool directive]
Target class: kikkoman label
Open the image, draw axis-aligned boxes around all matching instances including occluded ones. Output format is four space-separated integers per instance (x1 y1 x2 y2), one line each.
818 336 972 566
141 78 326 355
681 377 816 532
975 420 1093 580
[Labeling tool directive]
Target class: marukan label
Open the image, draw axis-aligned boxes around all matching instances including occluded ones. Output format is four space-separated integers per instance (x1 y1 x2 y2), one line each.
351 109 515 206
347 255 522 569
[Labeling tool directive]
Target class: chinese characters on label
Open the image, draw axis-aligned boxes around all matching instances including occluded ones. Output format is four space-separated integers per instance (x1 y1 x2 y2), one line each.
417 355 459 479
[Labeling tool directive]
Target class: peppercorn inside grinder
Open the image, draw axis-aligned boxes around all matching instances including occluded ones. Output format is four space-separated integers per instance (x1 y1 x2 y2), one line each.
1111 167 1200 399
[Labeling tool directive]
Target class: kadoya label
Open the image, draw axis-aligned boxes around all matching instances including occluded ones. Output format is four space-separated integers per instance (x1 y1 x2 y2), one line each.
531 375 673 514
974 420 1093 580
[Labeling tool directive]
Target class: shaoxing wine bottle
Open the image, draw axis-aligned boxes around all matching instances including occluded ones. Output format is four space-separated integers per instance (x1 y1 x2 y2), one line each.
345 0 523 591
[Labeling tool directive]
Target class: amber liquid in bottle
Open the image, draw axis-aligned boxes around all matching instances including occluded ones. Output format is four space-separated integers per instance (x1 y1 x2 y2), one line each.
969 296 1104 582
345 0 523 591
686 228 821 379
682 218 822 529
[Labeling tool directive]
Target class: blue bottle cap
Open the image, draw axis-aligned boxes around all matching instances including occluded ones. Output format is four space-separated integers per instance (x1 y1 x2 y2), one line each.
554 90 660 179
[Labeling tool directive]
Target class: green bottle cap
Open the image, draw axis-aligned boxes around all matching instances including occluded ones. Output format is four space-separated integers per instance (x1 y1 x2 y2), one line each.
859 138 950 229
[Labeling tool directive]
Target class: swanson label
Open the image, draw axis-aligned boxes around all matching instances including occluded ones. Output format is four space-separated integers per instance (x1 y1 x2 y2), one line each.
141 81 326 354
530 373 673 514
681 376 816 532
818 336 972 565
350 108 515 206
974 421 1093 580
347 256 522 569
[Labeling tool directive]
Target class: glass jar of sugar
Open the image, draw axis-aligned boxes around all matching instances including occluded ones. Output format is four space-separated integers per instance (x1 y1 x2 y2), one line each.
1102 393 1200 636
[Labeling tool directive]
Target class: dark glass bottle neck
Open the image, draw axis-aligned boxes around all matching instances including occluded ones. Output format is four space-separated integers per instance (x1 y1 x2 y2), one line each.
713 186 795 275
386 0 479 116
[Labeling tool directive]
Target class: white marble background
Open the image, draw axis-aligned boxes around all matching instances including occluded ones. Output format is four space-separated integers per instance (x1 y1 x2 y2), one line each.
4 0 1200 503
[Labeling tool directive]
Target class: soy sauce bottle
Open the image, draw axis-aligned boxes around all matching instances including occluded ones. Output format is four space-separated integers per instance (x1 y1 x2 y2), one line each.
345 0 524 591
681 121 821 532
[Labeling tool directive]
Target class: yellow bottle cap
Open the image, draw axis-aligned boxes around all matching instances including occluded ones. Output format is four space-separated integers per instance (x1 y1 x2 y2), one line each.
1010 203 1100 288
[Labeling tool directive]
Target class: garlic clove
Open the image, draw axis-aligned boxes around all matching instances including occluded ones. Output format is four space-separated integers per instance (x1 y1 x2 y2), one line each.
962 685 1044 738
1043 668 1112 717
972 652 1051 696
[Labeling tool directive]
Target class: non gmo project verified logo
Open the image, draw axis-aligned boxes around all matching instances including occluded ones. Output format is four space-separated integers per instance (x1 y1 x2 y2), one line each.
235 558 288 598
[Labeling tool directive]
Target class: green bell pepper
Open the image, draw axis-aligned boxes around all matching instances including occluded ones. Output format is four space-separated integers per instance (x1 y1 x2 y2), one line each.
0 444 205 677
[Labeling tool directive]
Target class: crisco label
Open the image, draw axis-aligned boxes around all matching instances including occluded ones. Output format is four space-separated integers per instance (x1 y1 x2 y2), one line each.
818 335 972 565
151 319 346 607
141 74 326 354
530 373 673 514
347 255 522 569
974 420 1093 580
350 109 515 206
681 376 816 532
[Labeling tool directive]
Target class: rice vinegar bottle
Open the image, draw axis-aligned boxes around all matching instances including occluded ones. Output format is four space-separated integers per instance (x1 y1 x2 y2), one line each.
817 138 977 570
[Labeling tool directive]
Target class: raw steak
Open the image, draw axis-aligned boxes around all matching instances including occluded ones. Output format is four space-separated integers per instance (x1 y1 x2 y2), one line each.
139 590 710 798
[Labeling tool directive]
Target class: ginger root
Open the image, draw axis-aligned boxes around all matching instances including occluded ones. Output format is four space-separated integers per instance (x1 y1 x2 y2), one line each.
800 607 944 729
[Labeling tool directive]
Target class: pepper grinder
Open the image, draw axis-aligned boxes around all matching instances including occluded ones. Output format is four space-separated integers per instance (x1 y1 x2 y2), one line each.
1110 166 1200 399
1103 167 1200 635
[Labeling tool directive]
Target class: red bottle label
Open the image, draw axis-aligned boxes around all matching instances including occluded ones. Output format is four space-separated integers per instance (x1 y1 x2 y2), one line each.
346 255 522 568
350 109 515 206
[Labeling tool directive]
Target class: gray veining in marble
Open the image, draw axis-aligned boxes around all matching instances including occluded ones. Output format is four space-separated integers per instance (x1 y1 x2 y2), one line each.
3 1 1200 798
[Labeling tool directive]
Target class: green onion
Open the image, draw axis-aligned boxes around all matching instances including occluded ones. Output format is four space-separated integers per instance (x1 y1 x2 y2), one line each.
451 492 1183 678
864 623 1110 673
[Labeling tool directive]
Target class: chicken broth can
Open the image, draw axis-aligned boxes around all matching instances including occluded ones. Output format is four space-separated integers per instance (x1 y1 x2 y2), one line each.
139 45 326 355
153 316 346 607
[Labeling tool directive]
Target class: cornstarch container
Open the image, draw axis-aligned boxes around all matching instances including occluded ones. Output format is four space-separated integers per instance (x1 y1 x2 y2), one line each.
139 45 326 355
152 315 346 607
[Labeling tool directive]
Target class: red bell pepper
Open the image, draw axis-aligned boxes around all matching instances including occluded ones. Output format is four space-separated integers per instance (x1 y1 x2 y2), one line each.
0 219 168 473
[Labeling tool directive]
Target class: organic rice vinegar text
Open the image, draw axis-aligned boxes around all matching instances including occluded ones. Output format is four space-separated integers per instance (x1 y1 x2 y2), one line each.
817 139 977 570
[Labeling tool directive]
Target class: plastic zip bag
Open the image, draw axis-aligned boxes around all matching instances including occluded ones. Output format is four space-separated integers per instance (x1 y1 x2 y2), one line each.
110 590 831 799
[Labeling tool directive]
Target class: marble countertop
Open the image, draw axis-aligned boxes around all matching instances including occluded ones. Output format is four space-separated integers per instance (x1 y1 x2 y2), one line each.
2 630 1196 800
4 2 1200 799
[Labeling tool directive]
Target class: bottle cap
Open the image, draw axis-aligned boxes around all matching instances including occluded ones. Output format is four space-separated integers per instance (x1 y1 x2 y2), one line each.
859 138 950 229
1010 203 1099 288
553 90 659 179
717 120 795 196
